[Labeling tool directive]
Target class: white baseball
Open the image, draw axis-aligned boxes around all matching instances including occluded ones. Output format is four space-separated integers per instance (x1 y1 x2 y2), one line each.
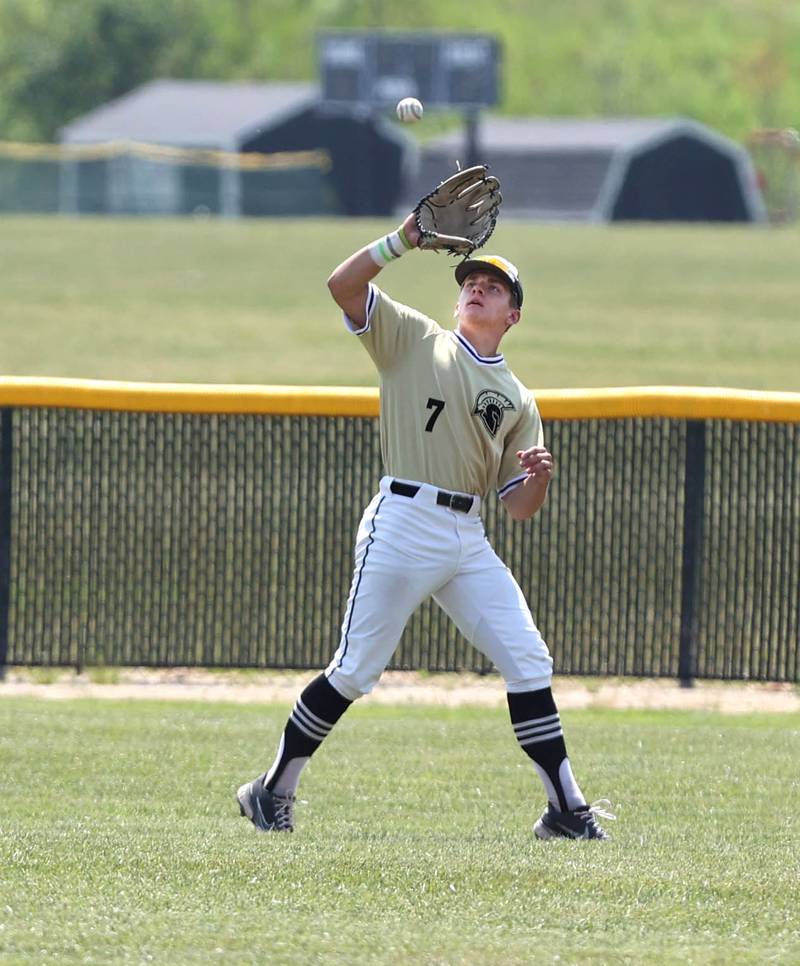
396 97 424 123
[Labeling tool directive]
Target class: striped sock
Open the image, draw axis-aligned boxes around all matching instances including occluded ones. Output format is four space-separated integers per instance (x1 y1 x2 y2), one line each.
264 673 352 796
507 688 586 811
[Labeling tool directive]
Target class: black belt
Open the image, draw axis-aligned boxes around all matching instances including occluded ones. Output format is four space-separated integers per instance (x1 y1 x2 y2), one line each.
389 480 474 514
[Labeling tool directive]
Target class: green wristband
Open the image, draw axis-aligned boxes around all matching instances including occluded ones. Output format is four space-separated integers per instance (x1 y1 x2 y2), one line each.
397 225 415 251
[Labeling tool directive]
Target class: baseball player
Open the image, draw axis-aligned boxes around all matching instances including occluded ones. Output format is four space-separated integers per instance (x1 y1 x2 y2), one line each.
237 209 613 840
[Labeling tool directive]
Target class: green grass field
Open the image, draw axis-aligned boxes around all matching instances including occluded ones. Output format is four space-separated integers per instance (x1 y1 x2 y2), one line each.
1 697 798 964
2 216 799 391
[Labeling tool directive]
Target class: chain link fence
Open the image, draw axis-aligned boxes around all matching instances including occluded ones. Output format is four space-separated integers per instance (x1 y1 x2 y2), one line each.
0 140 337 216
746 128 800 223
1 383 798 683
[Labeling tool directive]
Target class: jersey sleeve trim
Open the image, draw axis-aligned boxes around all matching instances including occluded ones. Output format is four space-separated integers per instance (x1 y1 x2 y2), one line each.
498 473 527 498
342 283 378 335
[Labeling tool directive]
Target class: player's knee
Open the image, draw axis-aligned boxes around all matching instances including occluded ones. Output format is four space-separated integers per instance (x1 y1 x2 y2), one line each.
325 668 375 701
505 674 553 693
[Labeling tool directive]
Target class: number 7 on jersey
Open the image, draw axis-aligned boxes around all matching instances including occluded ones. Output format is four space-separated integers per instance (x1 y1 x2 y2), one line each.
425 397 445 432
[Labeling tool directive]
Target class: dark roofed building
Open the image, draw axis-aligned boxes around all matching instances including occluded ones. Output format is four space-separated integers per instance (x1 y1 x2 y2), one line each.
405 117 766 222
240 102 413 217
60 79 318 150
59 79 412 216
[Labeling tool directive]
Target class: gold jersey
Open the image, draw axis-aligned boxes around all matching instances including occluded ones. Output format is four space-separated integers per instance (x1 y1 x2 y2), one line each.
351 285 543 499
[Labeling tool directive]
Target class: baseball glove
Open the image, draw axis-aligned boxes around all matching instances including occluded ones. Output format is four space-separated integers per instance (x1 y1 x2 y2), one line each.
414 165 502 256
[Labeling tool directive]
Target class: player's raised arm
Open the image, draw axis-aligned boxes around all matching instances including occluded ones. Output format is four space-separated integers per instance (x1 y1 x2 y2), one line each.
327 164 500 326
327 212 420 326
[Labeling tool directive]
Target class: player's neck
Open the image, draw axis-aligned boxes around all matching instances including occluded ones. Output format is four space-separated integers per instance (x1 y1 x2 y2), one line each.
455 322 503 359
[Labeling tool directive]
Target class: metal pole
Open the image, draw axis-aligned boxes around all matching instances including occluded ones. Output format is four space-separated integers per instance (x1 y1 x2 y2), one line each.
0 408 12 679
464 108 481 167
678 420 706 686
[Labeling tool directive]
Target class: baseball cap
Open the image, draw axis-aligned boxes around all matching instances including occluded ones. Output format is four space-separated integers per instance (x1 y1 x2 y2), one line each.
454 255 524 308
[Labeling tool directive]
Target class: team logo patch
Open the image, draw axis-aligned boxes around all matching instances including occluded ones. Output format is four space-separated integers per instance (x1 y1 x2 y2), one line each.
473 389 515 437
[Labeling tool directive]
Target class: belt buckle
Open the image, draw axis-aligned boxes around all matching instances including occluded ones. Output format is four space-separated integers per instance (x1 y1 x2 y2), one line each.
435 489 473 513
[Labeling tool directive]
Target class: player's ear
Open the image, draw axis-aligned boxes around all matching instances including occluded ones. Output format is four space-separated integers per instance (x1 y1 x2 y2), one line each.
506 306 521 327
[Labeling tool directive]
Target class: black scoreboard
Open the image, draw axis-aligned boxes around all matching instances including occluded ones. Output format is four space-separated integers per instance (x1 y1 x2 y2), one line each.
318 32 501 109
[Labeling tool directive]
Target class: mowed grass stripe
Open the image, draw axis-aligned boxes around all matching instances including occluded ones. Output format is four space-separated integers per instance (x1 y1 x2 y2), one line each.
1 697 798 964
2 216 799 391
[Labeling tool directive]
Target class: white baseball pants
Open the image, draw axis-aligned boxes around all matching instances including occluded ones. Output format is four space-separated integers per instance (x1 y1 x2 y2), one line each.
326 477 554 700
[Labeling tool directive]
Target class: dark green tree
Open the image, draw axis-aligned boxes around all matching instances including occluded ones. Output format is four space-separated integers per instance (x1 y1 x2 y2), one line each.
0 0 213 140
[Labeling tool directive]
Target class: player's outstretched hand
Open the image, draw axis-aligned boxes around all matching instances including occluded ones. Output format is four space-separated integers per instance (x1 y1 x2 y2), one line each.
517 446 554 481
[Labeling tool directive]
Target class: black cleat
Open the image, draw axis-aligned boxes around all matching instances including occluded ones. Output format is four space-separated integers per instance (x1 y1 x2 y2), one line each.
534 800 615 840
236 773 295 832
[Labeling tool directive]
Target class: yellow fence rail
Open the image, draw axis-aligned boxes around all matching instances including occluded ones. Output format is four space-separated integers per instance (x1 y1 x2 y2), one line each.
0 139 331 172
1 378 799 422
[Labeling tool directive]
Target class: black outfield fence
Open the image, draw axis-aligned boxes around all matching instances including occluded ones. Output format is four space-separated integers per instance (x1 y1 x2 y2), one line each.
0 380 798 683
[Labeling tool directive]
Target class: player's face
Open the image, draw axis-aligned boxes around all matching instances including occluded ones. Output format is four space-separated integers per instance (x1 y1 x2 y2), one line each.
457 272 519 327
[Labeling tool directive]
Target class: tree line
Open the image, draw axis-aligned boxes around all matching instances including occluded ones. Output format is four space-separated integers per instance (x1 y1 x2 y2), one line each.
0 0 797 143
